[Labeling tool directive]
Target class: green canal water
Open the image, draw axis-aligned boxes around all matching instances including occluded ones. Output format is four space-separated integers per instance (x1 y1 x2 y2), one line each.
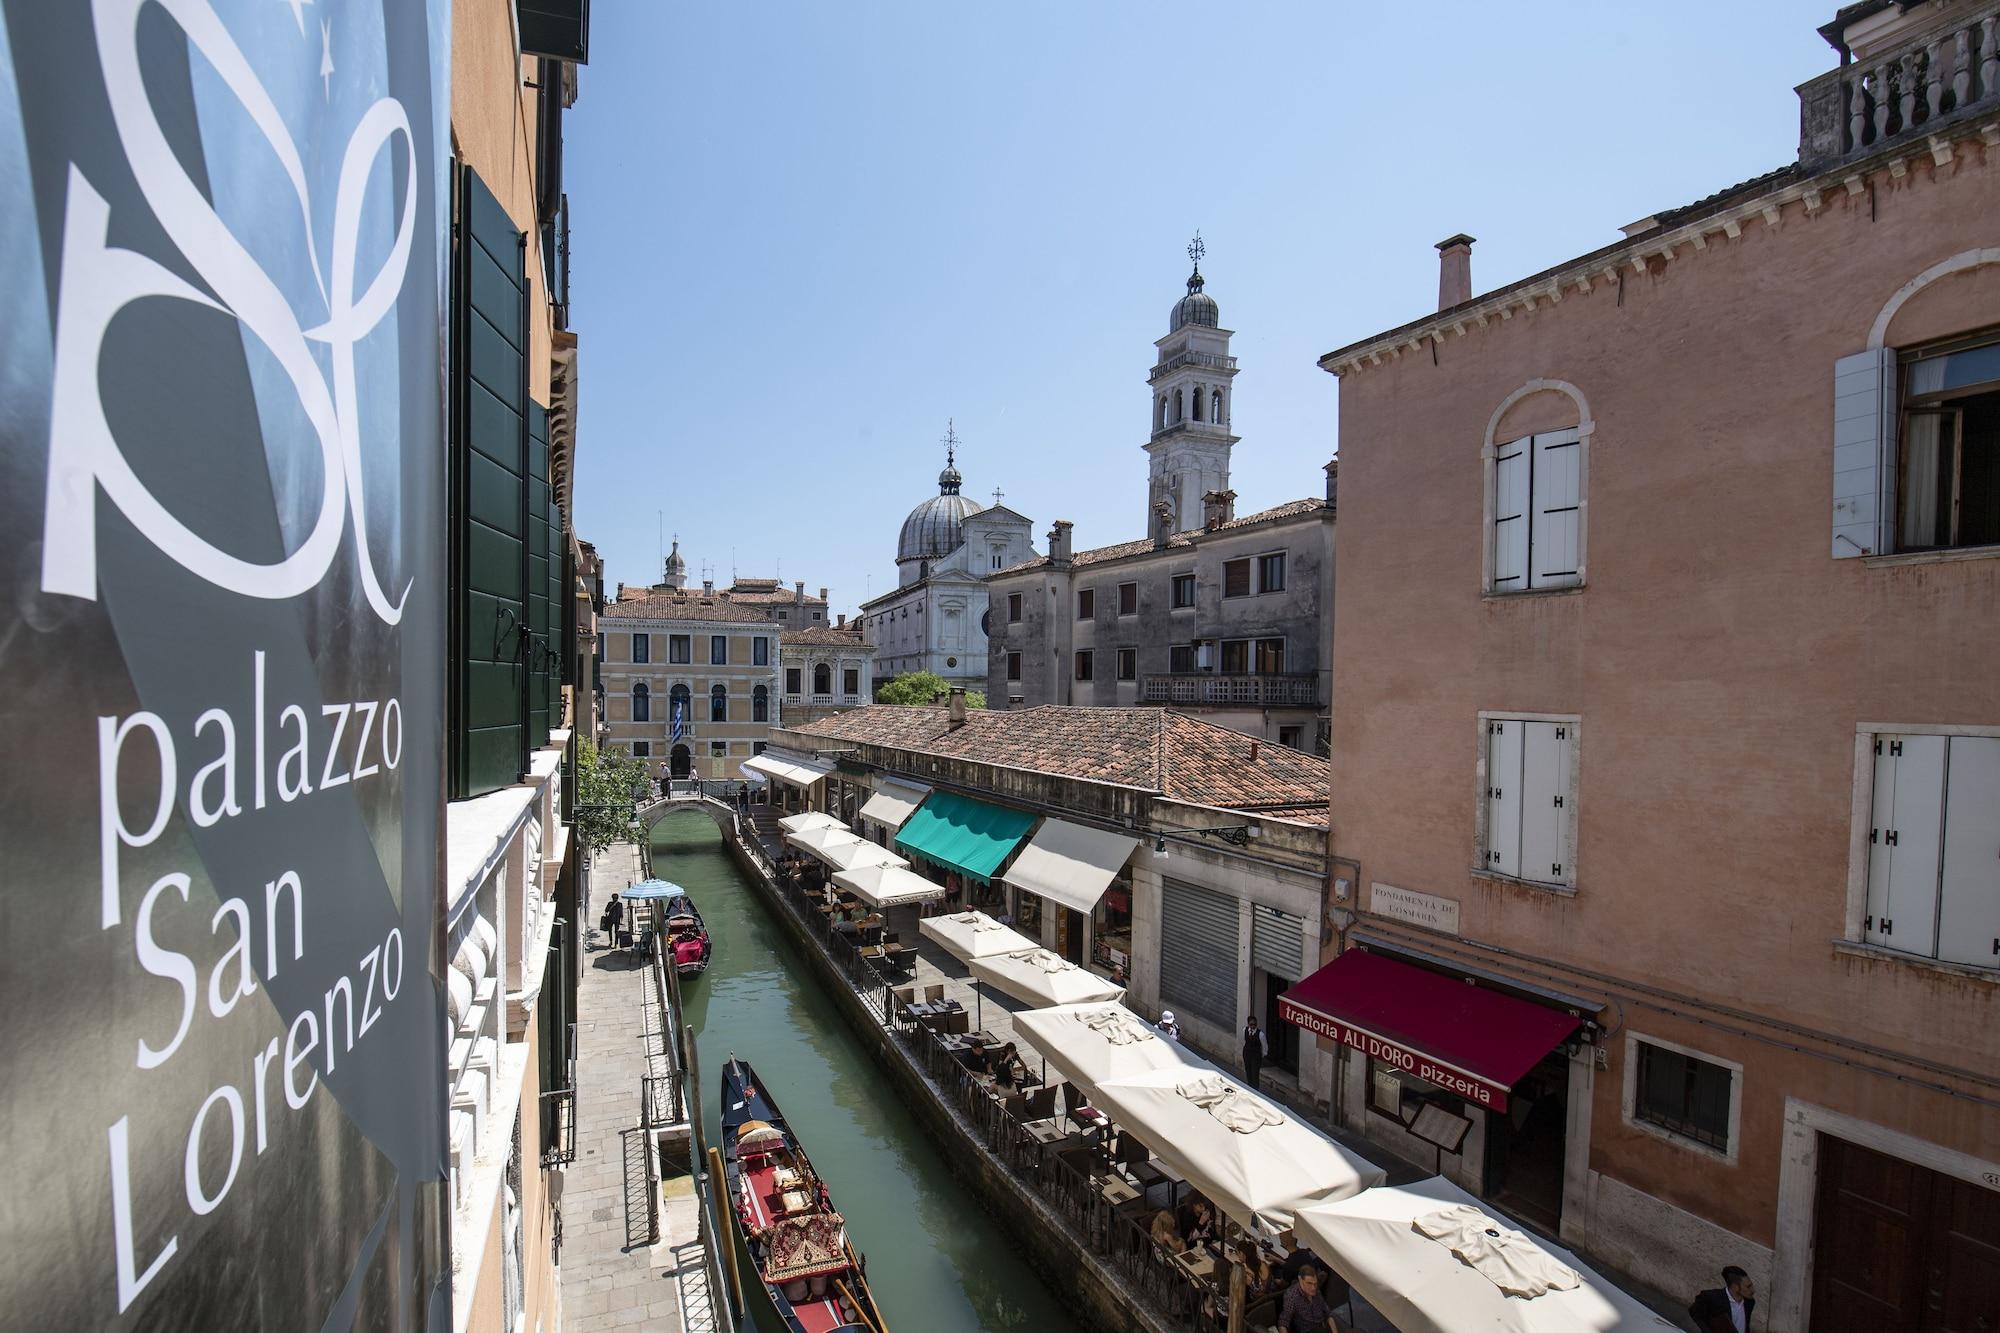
651 813 1084 1333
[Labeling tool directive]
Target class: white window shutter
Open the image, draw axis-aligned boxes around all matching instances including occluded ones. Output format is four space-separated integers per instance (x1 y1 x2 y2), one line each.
1937 737 2000 968
1883 734 1947 957
1530 430 1582 589
1485 720 1522 877
1864 737 1898 947
1492 443 1529 591
1832 348 1896 558
1519 721 1572 884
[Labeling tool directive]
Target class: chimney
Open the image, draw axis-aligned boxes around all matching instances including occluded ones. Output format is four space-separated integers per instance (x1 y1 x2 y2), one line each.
947 687 968 730
1249 740 1260 762
1324 457 1339 511
1202 489 1237 532
794 580 805 602
1048 520 1074 567
1435 233 1475 310
818 586 828 604
837 613 846 629
1153 501 1174 550
703 577 714 595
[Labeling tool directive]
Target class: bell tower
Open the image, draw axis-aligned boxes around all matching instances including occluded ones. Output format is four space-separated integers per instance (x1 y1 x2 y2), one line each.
1144 233 1239 535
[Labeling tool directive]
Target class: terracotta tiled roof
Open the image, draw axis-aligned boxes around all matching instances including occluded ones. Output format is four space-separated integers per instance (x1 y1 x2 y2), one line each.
600 597 774 624
995 498 1328 576
617 583 826 608
784 626 870 648
784 705 1327 818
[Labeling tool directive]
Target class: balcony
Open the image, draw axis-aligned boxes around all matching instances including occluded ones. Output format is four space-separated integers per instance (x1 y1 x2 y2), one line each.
1140 673 1319 708
1147 347 1239 384
1798 8 2000 171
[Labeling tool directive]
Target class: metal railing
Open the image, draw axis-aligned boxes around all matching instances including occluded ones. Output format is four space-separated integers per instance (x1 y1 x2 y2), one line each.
1140 672 1319 707
662 940 741 1332
540 1086 577 1167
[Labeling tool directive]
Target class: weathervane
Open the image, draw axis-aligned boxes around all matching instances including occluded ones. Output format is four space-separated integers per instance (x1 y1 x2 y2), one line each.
941 417 959 469
1188 230 1205 273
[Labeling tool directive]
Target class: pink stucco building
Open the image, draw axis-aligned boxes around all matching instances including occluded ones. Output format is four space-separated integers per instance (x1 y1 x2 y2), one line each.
1292 5 2000 1329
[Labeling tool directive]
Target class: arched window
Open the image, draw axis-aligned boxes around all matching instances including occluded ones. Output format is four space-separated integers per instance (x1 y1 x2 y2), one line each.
669 683 691 723
632 682 650 722
1211 388 1223 424
1173 388 1183 422
1156 395 1166 430
1193 383 1204 422
709 684 727 722
753 684 769 722
813 663 832 695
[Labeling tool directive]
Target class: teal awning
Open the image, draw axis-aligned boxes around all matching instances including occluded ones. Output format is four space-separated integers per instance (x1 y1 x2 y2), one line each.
893 791 1037 884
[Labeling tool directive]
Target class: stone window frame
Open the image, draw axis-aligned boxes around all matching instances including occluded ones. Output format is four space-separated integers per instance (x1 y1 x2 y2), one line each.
1480 378 1594 597
1621 1031 1742 1166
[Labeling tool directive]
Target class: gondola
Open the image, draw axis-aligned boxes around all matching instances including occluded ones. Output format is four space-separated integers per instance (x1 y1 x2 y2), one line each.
719 1056 887 1333
660 887 711 975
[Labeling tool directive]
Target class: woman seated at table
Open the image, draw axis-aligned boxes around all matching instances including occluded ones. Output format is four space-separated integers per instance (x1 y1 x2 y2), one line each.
1177 1196 1217 1248
991 1042 1028 1090
1236 1243 1278 1302
1148 1208 1183 1254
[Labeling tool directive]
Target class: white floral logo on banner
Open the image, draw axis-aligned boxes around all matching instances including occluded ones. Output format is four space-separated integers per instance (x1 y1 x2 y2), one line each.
42 0 417 624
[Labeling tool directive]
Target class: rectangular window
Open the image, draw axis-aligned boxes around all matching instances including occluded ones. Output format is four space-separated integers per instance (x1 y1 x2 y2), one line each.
1169 644 1196 673
1115 648 1136 681
710 634 728 665
1897 337 2000 552
753 636 769 666
1254 637 1285 674
1222 558 1251 598
668 634 691 664
1077 588 1095 620
786 668 802 695
1482 717 1577 887
630 741 651 759
1491 428 1582 592
1220 639 1249 674
595 632 605 659
1074 650 1094 681
778 610 788 621
1171 573 1197 608
1257 552 1286 593
631 633 650 664
1633 1041 1734 1152
843 668 859 695
1118 582 1138 616
754 741 768 756
1006 652 1022 681
1865 732 2000 967
1009 696 1025 709
1008 592 1023 623
1278 726 1304 751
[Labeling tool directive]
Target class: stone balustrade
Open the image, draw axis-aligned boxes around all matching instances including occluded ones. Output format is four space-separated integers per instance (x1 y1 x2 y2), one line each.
1799 7 2000 169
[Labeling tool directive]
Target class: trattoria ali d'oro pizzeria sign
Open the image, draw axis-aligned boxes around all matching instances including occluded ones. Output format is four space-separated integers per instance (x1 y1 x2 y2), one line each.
1278 999 1514 1112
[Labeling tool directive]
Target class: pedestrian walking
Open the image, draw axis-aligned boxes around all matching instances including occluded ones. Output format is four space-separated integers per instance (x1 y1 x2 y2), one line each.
1157 1009 1181 1041
603 892 624 939
1241 1016 1268 1090
1689 1266 1756 1333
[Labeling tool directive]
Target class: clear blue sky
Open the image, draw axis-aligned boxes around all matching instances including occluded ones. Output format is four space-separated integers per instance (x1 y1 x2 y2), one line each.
566 2 1835 613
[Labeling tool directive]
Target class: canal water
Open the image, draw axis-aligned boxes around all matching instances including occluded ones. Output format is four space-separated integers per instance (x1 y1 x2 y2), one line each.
651 813 1084 1333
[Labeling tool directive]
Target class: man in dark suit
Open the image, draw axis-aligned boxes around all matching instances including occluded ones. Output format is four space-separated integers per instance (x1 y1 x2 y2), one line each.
1690 1266 1757 1333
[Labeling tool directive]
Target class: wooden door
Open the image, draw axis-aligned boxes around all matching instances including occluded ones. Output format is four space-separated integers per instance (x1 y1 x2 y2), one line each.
1811 1135 2000 1332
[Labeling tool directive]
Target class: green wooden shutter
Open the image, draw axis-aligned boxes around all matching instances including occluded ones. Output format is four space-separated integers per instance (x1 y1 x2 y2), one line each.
527 400 552 748
450 164 531 798
550 486 566 727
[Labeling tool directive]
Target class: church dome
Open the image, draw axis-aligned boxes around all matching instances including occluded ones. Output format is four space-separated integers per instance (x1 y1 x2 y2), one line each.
1171 268 1218 332
898 492 983 564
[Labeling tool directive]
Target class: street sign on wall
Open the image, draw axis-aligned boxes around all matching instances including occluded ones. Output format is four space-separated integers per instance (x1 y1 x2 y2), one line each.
0 1 452 1327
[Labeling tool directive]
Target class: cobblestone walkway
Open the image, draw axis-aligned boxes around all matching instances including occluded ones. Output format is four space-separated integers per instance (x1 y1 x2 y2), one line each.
557 842 710 1333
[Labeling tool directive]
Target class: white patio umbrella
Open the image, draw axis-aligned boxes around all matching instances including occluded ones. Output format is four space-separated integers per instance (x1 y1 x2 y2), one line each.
916 911 1039 1027
778 811 845 835
1291 1176 1675 1333
832 863 947 910
785 825 865 864
813 838 908 874
1011 1002 1219 1096
1088 1066 1387 1234
968 948 1125 1009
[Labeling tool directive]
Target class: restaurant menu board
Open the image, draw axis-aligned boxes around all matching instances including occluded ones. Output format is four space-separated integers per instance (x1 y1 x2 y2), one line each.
0 2 451 1328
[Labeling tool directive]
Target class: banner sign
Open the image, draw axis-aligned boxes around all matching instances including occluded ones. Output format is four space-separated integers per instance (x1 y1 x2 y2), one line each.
0 1 451 1327
1278 998 1512 1111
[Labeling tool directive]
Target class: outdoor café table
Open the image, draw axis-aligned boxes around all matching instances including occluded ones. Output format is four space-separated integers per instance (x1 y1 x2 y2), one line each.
1097 1176 1139 1208
1173 1247 1219 1284
1023 1117 1070 1146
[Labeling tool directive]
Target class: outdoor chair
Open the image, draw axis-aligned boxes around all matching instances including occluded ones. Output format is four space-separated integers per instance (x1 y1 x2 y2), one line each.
943 1008 970 1035
1024 1085 1057 1121
924 984 946 1004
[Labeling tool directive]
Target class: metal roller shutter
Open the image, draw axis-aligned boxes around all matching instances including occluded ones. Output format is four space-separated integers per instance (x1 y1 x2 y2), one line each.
1159 879 1238 1028
1251 904 1306 982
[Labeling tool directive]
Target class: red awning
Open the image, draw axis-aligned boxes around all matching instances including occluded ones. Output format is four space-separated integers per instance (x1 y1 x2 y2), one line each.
1278 949 1582 1112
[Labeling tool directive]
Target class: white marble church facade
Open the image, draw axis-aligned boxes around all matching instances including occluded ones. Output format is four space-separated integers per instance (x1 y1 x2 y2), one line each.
860 430 1035 694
